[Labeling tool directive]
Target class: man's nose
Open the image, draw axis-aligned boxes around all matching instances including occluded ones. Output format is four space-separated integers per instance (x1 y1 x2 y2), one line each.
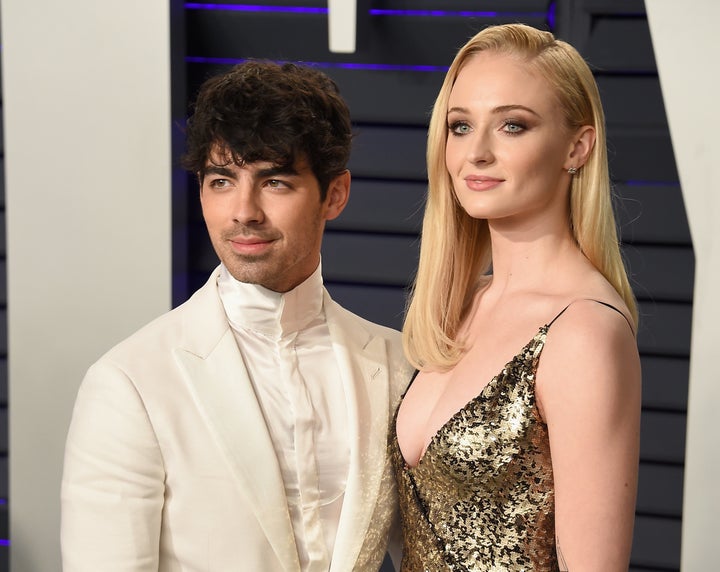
232 185 264 225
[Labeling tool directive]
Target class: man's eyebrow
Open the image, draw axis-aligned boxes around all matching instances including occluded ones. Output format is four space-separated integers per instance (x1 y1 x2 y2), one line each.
255 165 300 178
201 163 301 180
202 165 235 178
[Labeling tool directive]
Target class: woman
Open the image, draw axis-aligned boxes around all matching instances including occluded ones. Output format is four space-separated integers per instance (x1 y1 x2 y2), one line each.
393 24 641 571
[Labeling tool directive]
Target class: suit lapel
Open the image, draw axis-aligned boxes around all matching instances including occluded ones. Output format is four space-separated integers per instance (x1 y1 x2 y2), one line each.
174 271 300 572
325 296 391 571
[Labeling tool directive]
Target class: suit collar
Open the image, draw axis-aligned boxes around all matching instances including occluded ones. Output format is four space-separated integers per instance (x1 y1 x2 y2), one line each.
175 274 393 571
174 267 231 358
174 268 300 570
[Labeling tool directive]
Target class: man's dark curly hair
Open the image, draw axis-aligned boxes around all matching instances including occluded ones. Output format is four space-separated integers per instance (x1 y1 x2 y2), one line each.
182 60 352 200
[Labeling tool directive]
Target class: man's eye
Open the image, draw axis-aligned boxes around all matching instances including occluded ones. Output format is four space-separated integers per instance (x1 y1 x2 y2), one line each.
209 178 230 188
266 179 289 189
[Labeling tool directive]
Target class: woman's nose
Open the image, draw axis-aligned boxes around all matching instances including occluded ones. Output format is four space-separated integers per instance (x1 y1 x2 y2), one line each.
467 131 495 164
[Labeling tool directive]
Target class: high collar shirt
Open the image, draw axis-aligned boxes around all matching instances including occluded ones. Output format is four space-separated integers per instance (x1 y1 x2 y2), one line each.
217 263 349 571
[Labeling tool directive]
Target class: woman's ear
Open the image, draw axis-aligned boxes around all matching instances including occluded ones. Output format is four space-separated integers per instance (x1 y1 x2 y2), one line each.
566 125 596 170
324 170 351 221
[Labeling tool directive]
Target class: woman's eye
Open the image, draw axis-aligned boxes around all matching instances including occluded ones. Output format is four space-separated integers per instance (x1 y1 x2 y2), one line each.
502 121 526 134
449 121 472 135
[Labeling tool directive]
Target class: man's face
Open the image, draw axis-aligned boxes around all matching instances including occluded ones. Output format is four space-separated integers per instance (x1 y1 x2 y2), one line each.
200 151 349 292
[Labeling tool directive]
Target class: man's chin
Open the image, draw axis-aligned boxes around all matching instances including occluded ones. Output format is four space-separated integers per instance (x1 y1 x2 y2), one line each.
223 262 280 288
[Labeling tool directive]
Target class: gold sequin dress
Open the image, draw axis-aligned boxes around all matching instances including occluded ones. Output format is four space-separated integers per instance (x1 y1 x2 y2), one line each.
391 324 559 572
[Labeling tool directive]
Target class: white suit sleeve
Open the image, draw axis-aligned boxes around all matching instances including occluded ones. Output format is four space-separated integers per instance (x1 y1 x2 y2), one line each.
61 360 165 572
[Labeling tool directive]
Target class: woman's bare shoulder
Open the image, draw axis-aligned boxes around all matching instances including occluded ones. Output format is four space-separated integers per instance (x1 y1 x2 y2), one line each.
536 296 640 418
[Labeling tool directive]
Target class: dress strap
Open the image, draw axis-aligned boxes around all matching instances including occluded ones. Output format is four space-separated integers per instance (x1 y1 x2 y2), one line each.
547 303 573 328
547 299 635 334
401 369 421 398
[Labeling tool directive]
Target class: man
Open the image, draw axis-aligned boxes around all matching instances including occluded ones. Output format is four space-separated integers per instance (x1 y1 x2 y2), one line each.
61 61 411 571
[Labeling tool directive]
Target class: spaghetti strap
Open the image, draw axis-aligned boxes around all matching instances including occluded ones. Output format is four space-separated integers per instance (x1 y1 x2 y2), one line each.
401 369 421 398
547 299 635 334
590 299 636 334
547 303 573 328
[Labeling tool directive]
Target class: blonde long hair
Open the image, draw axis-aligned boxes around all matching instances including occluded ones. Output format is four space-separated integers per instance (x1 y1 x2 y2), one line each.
403 23 638 371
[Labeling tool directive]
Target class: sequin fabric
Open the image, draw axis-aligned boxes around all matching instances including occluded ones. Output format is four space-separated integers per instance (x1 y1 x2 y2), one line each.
391 325 559 572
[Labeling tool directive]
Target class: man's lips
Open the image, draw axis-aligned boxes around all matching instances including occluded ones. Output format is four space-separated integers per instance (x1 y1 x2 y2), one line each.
464 176 504 191
227 236 276 255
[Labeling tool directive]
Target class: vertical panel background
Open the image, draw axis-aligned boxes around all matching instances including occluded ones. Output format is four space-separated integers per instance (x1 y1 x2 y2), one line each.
1 1 173 571
0 14 7 567
179 1 691 571
646 2 720 570
0 1 698 570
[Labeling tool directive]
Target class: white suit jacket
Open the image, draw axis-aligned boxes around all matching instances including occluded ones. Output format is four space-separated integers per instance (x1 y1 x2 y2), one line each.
61 268 412 571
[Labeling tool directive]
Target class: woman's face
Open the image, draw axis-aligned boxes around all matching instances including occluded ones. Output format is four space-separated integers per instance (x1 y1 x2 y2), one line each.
445 51 579 228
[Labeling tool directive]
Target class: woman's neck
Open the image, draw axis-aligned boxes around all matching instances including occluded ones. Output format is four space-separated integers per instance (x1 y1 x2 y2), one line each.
485 222 583 296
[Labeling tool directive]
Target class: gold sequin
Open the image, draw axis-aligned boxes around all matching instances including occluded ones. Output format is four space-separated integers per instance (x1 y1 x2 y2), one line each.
391 326 559 571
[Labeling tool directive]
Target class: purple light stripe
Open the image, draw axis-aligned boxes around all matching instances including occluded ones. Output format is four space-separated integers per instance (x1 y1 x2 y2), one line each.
370 10 549 18
371 9 498 17
623 180 680 187
185 3 551 20
185 3 327 13
0 540 8 546
547 1 556 29
186 56 449 72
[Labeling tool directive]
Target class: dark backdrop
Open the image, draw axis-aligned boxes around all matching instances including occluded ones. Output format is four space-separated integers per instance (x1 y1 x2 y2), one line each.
172 2 691 571
0 2 690 570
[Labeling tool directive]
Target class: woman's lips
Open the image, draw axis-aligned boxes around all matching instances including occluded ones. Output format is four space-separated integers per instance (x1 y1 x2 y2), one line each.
464 176 504 191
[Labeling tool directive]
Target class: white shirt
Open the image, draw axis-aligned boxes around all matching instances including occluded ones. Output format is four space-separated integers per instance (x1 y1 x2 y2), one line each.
217 263 349 571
